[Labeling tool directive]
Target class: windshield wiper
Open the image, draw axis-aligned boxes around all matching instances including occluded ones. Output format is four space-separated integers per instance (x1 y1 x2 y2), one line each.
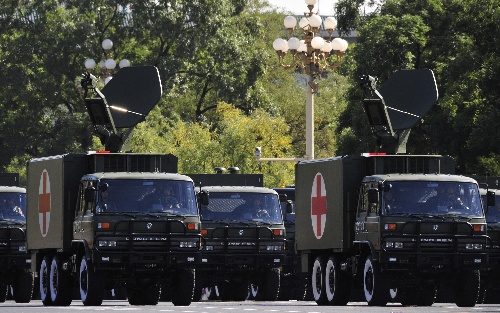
442 213 474 221
386 212 445 220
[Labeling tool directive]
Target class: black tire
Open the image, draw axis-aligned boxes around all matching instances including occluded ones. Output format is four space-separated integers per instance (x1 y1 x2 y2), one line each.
232 282 250 301
171 269 194 306
418 286 437 306
40 256 53 306
0 282 7 303
400 285 436 306
363 255 389 306
217 282 232 301
143 283 161 305
12 270 34 303
255 268 280 301
325 256 351 305
454 270 479 307
311 256 328 305
193 273 205 302
127 286 144 305
79 257 104 306
50 255 72 306
159 283 171 302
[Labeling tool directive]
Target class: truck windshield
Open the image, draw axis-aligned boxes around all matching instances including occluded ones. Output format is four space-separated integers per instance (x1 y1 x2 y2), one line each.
382 181 483 217
200 192 283 224
0 192 26 222
97 179 197 216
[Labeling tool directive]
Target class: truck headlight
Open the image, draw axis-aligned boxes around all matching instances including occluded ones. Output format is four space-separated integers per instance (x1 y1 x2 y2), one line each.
98 240 117 247
465 243 483 250
179 241 198 248
18 246 26 252
266 245 283 251
385 242 403 249
205 245 214 251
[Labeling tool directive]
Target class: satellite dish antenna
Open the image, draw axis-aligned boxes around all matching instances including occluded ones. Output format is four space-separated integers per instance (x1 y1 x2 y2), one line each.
360 69 438 154
81 66 162 152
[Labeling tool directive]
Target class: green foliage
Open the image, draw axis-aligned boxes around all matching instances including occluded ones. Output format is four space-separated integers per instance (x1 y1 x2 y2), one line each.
128 103 294 187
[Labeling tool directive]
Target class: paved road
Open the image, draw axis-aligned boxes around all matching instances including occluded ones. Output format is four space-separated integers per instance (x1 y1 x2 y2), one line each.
1 301 500 312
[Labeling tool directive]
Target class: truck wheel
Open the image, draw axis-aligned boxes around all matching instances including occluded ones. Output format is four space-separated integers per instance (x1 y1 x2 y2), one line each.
0 282 7 303
50 255 72 306
171 269 194 306
127 286 144 305
454 270 479 307
142 283 161 305
325 256 351 305
217 282 232 301
233 282 250 301
40 256 53 306
311 256 328 305
363 255 389 306
79 257 104 306
255 268 280 301
417 286 437 306
12 270 34 303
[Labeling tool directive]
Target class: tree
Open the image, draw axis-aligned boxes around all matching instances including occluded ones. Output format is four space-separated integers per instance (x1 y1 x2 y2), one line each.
128 103 295 187
335 0 500 175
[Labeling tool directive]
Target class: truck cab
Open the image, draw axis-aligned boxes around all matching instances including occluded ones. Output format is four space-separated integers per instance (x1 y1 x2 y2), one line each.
196 186 286 301
355 174 487 306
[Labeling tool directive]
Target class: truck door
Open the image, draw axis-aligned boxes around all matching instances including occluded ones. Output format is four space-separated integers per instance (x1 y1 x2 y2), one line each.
74 180 96 242
355 182 380 242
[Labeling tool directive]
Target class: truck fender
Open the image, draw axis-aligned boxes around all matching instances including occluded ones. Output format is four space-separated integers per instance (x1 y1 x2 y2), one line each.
353 240 379 268
71 240 92 260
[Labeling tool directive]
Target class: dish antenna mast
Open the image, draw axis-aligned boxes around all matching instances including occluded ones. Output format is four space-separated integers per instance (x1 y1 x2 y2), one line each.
360 69 438 154
80 66 162 152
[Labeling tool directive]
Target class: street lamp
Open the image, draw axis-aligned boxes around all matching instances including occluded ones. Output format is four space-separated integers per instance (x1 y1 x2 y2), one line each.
272 0 348 160
84 39 131 85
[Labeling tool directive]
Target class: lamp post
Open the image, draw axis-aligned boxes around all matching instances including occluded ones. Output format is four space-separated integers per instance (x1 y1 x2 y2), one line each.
84 39 131 85
272 0 348 160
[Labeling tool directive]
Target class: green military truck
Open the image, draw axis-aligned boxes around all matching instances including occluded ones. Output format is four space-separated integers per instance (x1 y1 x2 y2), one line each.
26 152 203 306
0 174 33 303
294 69 490 307
188 170 286 301
25 65 206 306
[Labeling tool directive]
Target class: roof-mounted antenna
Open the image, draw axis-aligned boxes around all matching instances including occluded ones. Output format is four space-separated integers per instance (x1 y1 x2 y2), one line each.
360 69 438 154
81 66 162 152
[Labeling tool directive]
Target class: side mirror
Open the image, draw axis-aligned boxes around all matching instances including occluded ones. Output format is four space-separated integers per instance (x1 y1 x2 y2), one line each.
368 188 379 204
279 194 287 202
84 186 96 203
199 191 209 206
286 200 293 214
487 191 496 207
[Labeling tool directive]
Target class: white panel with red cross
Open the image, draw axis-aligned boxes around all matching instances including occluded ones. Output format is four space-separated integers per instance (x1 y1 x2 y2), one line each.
310 172 327 239
38 169 51 238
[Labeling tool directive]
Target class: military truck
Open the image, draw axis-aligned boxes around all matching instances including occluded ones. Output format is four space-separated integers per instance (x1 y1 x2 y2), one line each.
272 186 308 301
294 69 490 307
188 169 286 301
0 174 33 303
26 66 206 306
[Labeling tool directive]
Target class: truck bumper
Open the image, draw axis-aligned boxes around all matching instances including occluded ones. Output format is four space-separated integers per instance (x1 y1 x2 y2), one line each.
379 251 487 270
199 253 284 268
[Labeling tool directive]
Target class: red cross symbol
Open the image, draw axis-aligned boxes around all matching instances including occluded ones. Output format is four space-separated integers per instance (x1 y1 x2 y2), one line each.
311 173 327 238
38 170 51 236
